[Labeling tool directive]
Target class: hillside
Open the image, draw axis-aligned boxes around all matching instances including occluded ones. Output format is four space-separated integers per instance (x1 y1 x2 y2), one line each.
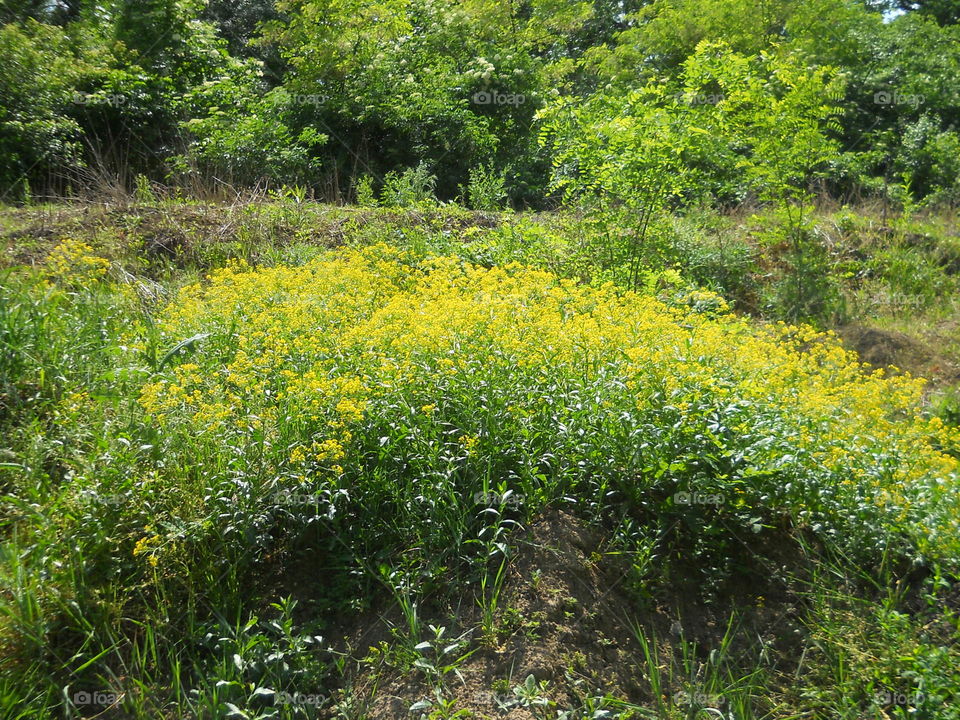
1 198 959 719
5 0 960 717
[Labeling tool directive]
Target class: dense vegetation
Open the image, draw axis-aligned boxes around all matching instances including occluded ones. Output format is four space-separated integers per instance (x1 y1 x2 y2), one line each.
2 0 960 207
1 199 958 718
2 1 960 719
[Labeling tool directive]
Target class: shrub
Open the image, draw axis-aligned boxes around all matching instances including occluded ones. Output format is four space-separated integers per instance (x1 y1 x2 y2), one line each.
354 174 377 207
380 163 438 207
135 244 960 598
0 21 83 194
466 164 507 211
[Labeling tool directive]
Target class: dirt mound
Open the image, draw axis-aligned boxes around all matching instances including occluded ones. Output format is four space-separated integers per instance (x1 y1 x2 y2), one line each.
837 323 960 386
839 324 930 370
328 511 646 718
326 510 799 718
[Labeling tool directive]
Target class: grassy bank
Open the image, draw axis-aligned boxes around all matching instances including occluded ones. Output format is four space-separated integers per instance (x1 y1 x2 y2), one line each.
1 198 959 719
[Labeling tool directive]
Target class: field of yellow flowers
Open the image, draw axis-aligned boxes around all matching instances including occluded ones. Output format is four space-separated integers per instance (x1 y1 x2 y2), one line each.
2 209 960 718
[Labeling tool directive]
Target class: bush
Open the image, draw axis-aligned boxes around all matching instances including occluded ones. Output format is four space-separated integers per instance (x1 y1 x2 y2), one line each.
353 174 377 207
176 82 327 186
466 164 507 211
135 244 960 597
380 163 438 207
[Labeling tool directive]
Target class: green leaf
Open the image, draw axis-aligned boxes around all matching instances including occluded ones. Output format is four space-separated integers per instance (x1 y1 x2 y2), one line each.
158 333 210 371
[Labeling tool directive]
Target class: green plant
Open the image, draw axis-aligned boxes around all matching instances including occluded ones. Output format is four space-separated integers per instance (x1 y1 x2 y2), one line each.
466 164 507 211
933 386 960 427
509 674 553 715
409 687 472 719
134 173 156 203
539 83 709 289
354 174 378 207
381 163 438 207
412 625 474 685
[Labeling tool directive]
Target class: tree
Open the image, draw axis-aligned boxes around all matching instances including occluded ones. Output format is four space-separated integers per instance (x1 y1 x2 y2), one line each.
584 0 794 83
0 20 82 196
202 0 280 56
708 44 845 318
538 46 734 286
262 0 602 203
893 0 960 24
539 41 845 298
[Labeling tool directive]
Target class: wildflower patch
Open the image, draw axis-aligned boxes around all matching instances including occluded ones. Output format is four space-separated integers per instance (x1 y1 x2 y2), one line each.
140 244 960 566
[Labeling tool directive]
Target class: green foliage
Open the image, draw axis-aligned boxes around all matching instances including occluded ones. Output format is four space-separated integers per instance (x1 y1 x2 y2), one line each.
933 387 960 427
588 0 792 80
380 163 438 207
111 0 218 84
542 40 846 210
353 174 378 207
176 82 328 185
890 0 960 24
763 213 843 321
792 6 960 201
797 567 960 719
540 41 845 298
201 0 281 60
261 0 602 202
134 173 155 203
186 598 329 719
2 0 959 205
0 21 83 194
465 164 507 211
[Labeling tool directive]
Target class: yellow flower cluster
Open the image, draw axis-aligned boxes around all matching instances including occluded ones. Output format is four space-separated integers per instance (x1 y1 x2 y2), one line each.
138 244 960 553
45 238 110 284
59 390 92 419
458 434 479 454
133 533 161 568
